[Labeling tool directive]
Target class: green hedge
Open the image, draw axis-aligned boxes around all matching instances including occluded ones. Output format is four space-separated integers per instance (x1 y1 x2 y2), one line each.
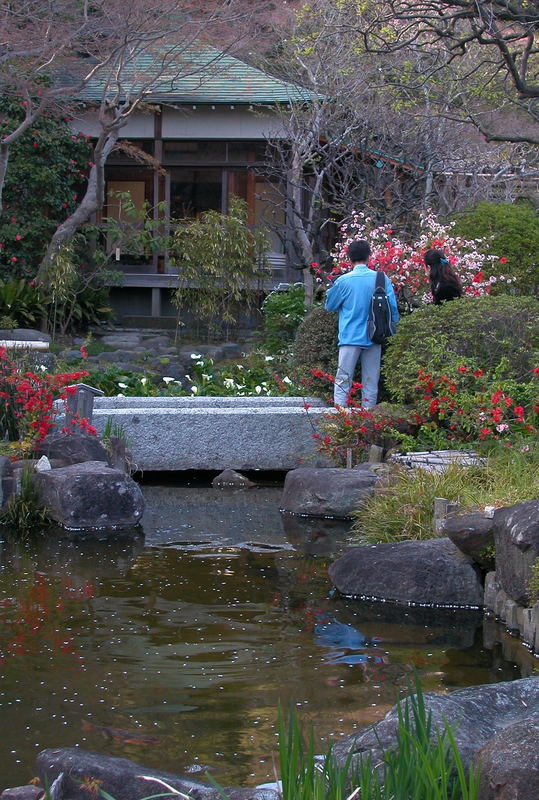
383 295 539 403
291 305 339 396
451 201 539 295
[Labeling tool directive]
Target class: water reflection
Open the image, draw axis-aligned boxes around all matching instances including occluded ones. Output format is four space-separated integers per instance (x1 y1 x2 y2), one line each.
0 480 534 789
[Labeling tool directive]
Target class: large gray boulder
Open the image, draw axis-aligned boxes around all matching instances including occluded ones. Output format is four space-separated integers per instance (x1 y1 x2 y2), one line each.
0 787 43 800
328 538 484 607
280 465 379 518
35 431 110 467
493 500 539 605
35 748 279 800
476 716 539 800
33 461 144 530
442 513 495 568
0 328 51 342
332 677 539 774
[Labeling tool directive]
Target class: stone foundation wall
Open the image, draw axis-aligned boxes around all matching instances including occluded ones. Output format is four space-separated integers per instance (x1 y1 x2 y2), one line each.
484 571 539 655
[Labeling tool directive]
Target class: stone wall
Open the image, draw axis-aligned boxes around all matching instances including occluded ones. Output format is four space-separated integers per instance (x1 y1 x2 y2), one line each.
484 571 539 656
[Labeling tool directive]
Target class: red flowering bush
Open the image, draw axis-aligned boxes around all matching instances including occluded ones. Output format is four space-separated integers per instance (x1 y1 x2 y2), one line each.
307 361 538 462
412 362 539 448
383 295 539 404
311 210 513 303
308 371 418 465
0 347 95 456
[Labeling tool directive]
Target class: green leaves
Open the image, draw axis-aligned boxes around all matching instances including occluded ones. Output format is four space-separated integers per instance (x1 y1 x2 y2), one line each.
451 202 539 296
0 97 92 280
0 278 47 326
383 296 539 404
170 196 270 329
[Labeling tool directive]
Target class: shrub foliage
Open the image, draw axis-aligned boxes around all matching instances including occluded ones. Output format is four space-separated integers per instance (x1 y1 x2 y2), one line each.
291 305 338 396
384 295 539 404
451 201 539 296
0 96 91 279
259 283 306 355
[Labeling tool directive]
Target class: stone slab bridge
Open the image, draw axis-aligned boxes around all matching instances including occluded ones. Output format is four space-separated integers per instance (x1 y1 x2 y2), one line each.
90 396 330 472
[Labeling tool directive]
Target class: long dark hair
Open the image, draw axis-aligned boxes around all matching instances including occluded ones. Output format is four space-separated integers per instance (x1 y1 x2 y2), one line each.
424 249 462 294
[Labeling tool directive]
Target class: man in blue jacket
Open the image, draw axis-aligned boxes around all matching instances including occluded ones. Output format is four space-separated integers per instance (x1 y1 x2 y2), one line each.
325 239 399 408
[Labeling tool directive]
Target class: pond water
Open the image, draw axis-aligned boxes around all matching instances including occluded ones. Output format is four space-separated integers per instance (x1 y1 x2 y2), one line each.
0 477 535 789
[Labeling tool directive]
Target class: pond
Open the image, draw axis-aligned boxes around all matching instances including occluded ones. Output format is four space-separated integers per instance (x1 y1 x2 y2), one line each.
0 476 535 789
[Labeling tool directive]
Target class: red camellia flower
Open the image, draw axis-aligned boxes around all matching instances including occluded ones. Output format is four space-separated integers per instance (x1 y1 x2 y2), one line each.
513 406 525 421
499 257 508 264
492 408 503 424
472 271 483 283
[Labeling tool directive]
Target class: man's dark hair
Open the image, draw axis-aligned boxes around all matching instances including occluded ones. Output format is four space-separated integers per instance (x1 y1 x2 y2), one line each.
347 239 371 263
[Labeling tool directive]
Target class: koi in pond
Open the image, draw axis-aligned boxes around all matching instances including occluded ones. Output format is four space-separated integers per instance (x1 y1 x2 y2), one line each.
81 719 162 745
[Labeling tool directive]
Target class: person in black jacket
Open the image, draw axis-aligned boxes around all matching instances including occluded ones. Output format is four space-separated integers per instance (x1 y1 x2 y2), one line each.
424 249 463 304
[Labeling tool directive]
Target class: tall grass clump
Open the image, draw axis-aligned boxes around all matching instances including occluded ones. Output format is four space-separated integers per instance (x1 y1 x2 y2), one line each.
353 444 539 544
205 679 479 800
275 679 479 800
0 468 52 538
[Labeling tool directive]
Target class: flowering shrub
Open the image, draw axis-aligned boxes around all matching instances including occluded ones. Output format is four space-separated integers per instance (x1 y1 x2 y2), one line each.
83 353 302 398
313 403 415 466
306 371 418 465
308 361 539 462
311 210 512 302
0 348 93 456
412 362 539 447
175 353 301 397
383 295 539 404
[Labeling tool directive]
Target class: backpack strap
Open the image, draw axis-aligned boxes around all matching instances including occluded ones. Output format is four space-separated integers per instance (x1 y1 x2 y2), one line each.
375 270 385 290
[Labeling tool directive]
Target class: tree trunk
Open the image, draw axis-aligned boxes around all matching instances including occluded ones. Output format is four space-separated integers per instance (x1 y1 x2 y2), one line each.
35 127 120 284
0 143 9 214
288 151 315 307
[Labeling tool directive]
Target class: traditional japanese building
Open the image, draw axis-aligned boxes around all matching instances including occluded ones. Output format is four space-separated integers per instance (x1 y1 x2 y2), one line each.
72 46 312 328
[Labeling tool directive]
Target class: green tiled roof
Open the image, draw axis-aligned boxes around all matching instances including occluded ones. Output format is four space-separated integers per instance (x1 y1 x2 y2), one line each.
81 44 313 105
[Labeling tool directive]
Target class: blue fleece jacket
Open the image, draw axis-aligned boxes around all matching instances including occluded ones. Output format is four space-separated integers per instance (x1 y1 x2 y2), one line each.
325 264 400 346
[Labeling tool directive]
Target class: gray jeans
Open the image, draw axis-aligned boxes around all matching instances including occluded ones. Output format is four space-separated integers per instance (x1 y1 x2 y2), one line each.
334 344 382 407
